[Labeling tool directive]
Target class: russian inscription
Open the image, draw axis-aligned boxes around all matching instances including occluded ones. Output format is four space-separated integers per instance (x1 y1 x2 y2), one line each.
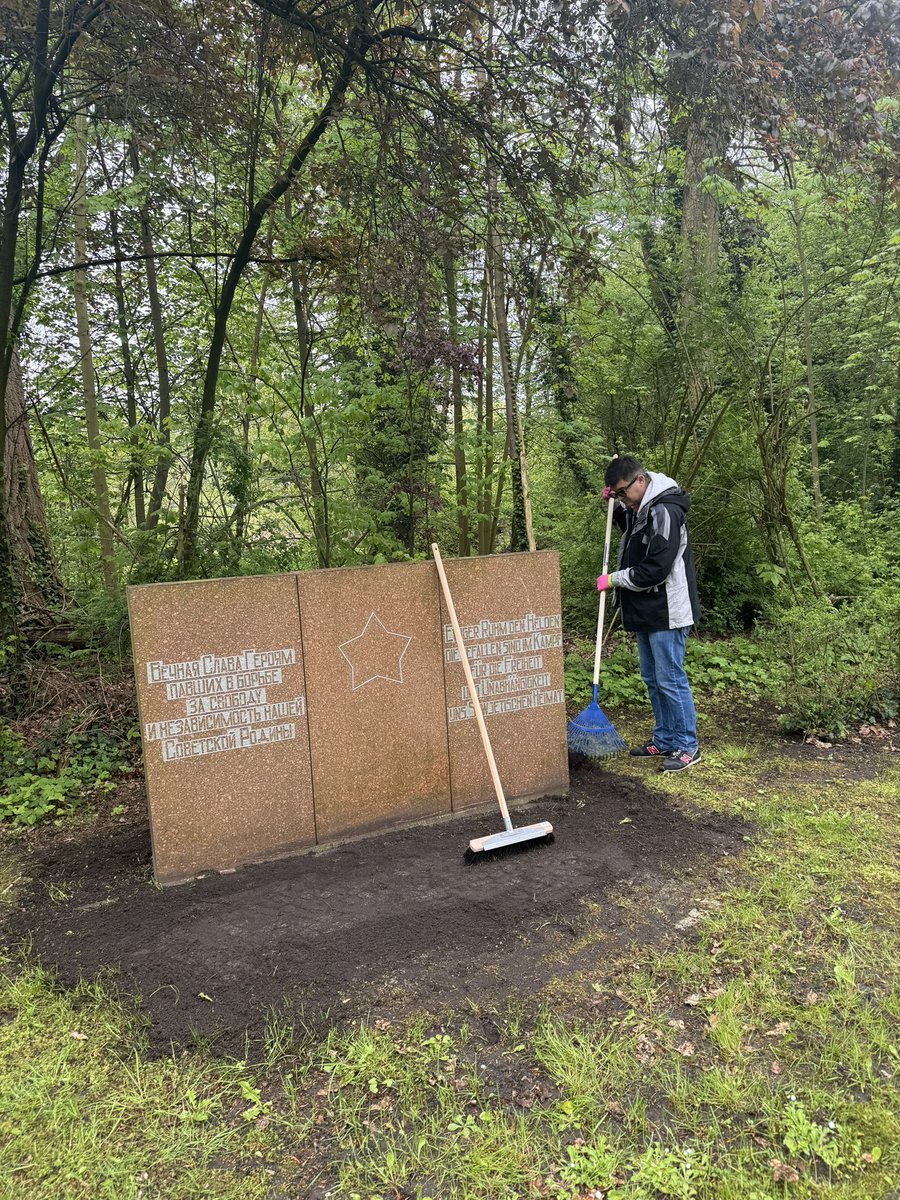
141 645 306 763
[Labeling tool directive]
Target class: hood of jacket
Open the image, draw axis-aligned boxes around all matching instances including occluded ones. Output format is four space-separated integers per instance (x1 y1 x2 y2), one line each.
630 470 689 531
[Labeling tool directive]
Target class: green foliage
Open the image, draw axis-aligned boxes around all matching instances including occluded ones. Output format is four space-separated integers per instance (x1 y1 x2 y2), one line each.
771 593 900 738
565 635 783 712
0 720 129 826
557 1134 619 1191
779 1096 877 1175
684 638 783 695
628 1142 710 1199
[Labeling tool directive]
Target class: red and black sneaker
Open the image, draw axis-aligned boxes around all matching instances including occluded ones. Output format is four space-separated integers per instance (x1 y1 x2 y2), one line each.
629 741 667 757
661 748 702 772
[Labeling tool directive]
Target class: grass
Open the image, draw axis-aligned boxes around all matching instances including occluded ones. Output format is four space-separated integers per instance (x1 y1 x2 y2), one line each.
1 711 899 1198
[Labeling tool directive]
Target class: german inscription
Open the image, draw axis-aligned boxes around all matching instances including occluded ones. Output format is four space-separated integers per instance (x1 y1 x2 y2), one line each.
444 612 564 723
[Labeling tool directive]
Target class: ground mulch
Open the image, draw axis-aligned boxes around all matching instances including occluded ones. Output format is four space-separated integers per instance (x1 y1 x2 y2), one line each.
3 760 747 1051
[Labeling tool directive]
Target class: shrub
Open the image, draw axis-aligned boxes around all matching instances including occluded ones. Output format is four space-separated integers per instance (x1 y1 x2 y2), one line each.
564 634 782 712
0 721 129 827
769 592 900 739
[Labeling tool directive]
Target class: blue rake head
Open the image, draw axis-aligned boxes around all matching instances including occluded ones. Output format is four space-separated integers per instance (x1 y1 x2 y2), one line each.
566 686 626 760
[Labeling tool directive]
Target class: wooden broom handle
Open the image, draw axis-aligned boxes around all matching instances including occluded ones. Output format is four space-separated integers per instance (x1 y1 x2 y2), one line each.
432 543 511 827
593 494 617 687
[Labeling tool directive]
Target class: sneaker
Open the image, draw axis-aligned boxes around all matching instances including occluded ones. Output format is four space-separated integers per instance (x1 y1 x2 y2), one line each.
661 748 701 772
629 741 668 757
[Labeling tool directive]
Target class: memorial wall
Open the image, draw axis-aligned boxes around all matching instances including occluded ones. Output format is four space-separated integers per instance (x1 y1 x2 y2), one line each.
128 551 568 883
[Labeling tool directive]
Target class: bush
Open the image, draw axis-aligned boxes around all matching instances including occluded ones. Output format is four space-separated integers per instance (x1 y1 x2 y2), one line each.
769 592 900 739
0 721 129 827
564 633 782 712
564 640 646 710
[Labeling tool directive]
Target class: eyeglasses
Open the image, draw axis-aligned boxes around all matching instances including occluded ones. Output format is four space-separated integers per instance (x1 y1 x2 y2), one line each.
613 475 641 499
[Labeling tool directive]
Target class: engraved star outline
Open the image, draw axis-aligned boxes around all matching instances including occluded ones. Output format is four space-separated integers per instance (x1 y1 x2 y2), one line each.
338 612 413 691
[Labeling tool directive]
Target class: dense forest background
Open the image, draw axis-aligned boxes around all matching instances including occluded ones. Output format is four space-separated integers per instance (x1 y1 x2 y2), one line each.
2 0 899 736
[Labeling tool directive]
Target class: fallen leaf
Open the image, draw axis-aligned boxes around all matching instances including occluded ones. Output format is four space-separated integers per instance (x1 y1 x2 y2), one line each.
635 1034 656 1064
70 1030 88 1041
685 993 701 1006
770 1159 799 1183
706 1013 720 1030
764 1022 790 1038
675 1041 695 1057
753 1135 770 1148
606 1099 624 1116
803 990 818 1005
771 1061 781 1075
675 908 705 930
198 992 214 1003
667 1019 685 1030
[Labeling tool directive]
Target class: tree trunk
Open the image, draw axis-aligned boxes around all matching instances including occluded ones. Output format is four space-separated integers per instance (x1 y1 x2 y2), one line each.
890 362 900 500
678 106 726 417
108 207 144 527
288 256 331 568
791 192 824 525
444 251 470 556
488 200 535 553
131 142 174 533
72 110 117 593
4 347 61 611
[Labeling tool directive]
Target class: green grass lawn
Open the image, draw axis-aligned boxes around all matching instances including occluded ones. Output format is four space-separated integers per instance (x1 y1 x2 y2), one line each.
1 712 898 1199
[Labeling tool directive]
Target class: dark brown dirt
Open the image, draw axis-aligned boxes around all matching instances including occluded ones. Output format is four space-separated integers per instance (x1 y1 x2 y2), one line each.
3 762 748 1050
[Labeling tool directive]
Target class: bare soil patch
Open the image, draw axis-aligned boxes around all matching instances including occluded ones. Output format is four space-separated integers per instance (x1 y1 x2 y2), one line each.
3 762 748 1050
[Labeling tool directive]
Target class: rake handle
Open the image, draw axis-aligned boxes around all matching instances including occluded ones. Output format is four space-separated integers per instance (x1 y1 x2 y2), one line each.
432 543 512 832
592 494 617 689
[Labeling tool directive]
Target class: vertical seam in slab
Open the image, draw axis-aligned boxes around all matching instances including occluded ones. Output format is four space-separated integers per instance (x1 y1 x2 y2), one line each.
295 572 318 845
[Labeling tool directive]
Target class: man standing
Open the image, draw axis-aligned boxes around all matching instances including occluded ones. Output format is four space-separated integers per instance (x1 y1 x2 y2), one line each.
596 456 701 771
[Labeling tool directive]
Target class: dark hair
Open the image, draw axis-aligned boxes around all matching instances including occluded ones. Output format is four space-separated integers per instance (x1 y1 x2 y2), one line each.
604 456 645 487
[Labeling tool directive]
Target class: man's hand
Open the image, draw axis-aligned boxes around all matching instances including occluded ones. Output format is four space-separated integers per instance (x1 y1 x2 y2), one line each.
597 574 611 592
601 486 617 501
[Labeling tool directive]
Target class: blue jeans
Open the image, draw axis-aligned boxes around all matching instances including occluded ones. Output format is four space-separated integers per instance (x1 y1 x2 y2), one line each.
635 628 698 754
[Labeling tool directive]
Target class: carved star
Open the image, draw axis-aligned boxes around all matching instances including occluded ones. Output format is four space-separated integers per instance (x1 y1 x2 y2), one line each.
339 612 412 691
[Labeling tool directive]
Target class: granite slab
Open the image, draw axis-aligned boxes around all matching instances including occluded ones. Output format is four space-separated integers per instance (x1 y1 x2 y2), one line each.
438 550 569 811
296 562 452 840
127 575 315 883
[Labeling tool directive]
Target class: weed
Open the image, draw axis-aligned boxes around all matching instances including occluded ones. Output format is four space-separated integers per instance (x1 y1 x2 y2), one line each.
0 720 129 826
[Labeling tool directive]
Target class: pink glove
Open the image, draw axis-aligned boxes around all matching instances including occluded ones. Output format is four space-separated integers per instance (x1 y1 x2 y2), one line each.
602 486 616 502
597 574 611 592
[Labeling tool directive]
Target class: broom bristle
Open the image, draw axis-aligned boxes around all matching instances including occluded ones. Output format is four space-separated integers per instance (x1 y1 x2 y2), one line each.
566 700 626 760
465 831 554 864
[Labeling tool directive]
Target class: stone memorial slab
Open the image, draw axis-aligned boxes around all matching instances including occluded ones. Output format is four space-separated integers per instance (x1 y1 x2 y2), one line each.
129 552 569 882
296 562 452 841
439 550 568 810
128 575 315 884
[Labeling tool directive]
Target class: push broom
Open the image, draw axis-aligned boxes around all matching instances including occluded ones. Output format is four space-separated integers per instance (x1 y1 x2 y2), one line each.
432 543 554 863
566 490 627 760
